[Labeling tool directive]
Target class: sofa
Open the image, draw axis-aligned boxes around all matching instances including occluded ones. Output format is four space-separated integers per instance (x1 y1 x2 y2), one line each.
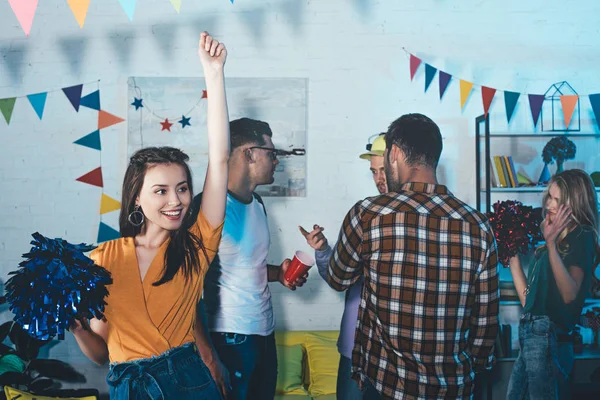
274 330 341 400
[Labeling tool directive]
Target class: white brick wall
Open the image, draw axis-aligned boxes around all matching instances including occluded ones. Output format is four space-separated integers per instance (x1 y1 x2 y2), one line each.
1 0 600 389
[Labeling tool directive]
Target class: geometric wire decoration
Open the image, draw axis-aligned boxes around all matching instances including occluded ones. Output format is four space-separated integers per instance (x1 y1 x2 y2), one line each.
541 81 580 132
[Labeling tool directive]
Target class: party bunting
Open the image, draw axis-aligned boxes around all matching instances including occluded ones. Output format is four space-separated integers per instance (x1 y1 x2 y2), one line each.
481 86 496 117
74 130 101 151
424 64 436 93
590 94 600 130
504 91 520 123
170 0 182 13
76 167 103 188
119 0 137 21
80 90 101 111
66 0 91 28
560 95 578 130
62 84 83 112
8 0 38 36
410 55 422 81
439 71 451 100
98 110 125 130
100 194 121 214
528 94 545 126
0 98 17 125
459 80 473 110
26 92 47 120
98 222 120 243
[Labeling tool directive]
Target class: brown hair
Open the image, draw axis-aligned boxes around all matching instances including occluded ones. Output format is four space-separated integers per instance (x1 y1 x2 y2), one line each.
119 147 209 286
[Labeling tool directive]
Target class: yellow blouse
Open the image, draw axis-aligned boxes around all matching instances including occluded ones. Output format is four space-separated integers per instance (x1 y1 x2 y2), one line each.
90 210 223 363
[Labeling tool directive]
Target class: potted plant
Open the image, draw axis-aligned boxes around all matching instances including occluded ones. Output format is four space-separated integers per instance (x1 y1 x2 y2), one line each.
542 136 576 174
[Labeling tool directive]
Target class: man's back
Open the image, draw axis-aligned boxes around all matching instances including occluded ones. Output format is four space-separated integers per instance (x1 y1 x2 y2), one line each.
328 182 499 399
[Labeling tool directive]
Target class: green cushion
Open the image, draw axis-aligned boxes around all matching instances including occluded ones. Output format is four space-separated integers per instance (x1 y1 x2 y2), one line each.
276 344 306 395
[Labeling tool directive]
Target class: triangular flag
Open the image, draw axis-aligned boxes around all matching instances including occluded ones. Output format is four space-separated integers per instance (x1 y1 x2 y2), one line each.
459 80 474 110
439 71 451 100
424 64 437 92
560 95 578 129
66 0 91 28
100 194 121 214
8 0 38 36
74 130 101 150
27 92 47 120
504 91 520 123
76 167 103 187
98 110 125 130
589 94 600 130
409 54 422 81
528 94 545 126
98 222 120 243
0 98 17 125
481 86 497 117
119 0 137 21
62 84 83 112
170 0 182 12
80 90 101 111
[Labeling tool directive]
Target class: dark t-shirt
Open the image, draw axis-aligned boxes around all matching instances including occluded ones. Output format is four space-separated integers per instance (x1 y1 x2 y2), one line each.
523 226 596 330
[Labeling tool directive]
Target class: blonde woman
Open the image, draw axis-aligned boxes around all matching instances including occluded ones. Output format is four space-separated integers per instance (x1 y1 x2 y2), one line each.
507 169 600 399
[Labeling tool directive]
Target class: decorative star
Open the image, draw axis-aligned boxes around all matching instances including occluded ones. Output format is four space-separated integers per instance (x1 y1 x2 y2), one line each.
131 97 144 110
160 118 173 132
178 115 191 128
202 90 208 99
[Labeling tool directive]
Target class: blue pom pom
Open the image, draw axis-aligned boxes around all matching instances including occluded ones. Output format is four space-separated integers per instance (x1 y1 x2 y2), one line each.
5 233 112 341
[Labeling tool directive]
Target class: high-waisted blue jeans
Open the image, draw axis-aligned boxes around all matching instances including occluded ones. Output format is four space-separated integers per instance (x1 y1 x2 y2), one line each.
507 314 574 400
106 342 223 399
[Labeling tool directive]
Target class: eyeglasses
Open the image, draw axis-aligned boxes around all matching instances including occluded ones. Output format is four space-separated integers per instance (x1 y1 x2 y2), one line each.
248 146 306 160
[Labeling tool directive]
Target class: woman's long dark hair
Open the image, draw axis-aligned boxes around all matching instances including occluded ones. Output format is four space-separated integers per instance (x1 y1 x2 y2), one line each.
119 147 209 286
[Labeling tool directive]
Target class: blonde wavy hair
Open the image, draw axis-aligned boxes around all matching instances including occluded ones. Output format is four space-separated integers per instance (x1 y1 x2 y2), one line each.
539 169 600 268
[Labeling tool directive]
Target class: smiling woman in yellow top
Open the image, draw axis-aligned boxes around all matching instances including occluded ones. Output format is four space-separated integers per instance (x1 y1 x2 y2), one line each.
70 32 231 399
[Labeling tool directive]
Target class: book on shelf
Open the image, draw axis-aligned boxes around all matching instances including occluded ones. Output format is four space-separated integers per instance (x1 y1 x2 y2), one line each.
507 156 519 187
502 156 517 187
490 155 529 188
493 156 508 187
517 167 534 185
500 156 513 187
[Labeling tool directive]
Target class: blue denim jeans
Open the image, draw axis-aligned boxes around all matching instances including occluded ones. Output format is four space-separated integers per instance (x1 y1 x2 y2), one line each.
106 342 223 400
210 332 277 400
337 355 364 400
507 314 574 400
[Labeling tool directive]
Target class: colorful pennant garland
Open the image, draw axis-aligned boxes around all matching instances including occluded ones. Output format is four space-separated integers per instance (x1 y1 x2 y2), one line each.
408 52 600 129
0 81 125 243
8 0 202 34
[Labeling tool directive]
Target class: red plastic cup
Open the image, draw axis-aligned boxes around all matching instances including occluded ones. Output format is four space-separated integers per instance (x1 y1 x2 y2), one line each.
284 251 315 283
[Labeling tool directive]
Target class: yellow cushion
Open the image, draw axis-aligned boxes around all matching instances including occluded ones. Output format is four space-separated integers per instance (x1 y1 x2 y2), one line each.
276 344 306 395
4 386 97 400
275 331 307 346
304 332 340 396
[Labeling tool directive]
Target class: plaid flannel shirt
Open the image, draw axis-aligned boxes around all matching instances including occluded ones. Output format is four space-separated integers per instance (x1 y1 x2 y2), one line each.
327 182 499 399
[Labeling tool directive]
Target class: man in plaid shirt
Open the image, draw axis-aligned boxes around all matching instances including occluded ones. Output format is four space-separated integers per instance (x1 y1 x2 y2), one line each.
326 113 499 399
